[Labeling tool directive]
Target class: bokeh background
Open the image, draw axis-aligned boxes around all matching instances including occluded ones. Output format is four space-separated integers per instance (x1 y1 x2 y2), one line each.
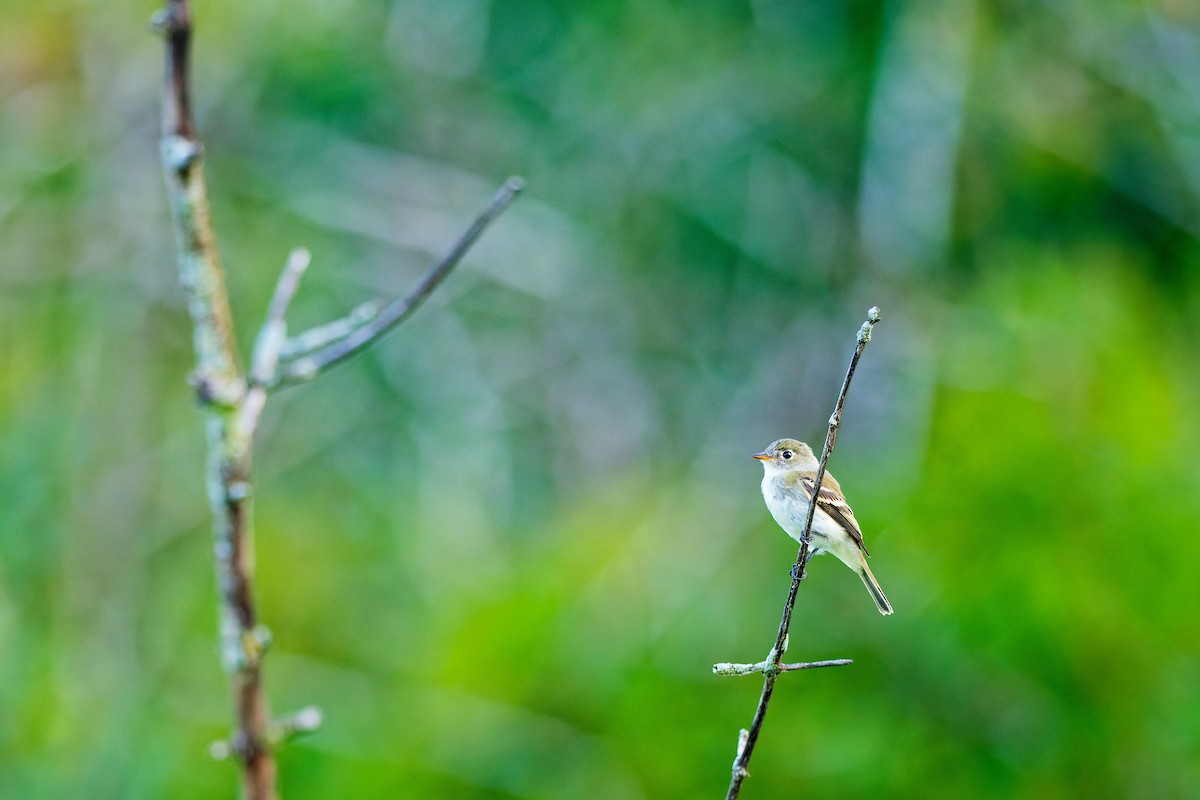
3 0 1200 797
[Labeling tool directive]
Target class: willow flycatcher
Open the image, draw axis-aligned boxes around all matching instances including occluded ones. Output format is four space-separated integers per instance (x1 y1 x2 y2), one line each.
753 438 893 615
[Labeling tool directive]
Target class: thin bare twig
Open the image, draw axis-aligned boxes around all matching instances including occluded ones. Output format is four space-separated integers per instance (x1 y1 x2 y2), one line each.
279 299 384 360
721 306 881 800
274 176 525 386
254 246 313 383
270 706 324 745
255 250 312 379
241 247 312 437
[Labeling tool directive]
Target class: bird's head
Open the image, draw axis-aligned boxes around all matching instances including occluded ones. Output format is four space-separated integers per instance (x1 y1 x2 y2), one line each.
752 438 817 473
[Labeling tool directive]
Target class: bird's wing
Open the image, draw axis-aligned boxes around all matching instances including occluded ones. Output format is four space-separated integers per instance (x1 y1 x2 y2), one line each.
800 475 869 556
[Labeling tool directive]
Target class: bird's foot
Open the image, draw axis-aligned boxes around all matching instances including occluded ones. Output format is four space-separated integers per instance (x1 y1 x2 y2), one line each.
789 563 807 581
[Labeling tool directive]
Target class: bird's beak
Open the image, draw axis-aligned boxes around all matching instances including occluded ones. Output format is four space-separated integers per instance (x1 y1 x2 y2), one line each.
752 452 771 461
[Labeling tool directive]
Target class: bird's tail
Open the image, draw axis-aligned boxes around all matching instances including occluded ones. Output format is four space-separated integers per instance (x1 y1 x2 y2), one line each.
858 559 893 616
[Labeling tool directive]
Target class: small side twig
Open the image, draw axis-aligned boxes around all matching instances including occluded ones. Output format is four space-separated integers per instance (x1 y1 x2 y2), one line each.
209 705 322 762
274 176 525 386
719 306 881 800
270 705 324 746
279 299 384 360
712 658 853 676
254 247 312 381
239 247 312 436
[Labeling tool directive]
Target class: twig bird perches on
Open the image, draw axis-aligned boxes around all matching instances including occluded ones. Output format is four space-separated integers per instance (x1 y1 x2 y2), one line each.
715 307 883 800
151 2 522 798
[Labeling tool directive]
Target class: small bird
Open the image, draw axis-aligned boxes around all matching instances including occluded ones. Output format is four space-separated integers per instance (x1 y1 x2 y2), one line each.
753 438 893 615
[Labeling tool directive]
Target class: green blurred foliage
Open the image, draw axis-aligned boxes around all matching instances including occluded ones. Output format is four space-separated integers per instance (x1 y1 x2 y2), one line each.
2 0 1200 797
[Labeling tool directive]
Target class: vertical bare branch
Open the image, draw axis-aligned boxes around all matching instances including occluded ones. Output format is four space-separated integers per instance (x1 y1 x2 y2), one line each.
153 2 275 797
152 4 522 795
721 307 881 800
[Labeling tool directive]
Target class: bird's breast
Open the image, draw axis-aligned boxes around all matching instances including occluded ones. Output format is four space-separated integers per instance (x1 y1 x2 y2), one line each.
761 475 816 537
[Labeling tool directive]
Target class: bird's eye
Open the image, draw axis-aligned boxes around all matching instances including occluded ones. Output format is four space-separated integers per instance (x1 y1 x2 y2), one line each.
782 450 793 460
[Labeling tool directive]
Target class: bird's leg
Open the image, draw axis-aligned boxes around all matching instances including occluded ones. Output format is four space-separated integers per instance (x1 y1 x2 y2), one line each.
789 548 815 581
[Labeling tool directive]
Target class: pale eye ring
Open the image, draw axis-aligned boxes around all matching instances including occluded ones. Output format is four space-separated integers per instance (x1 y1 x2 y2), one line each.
781 450 794 460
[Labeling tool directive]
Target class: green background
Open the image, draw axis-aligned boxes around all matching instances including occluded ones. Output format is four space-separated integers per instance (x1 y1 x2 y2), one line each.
2 1 1199 797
